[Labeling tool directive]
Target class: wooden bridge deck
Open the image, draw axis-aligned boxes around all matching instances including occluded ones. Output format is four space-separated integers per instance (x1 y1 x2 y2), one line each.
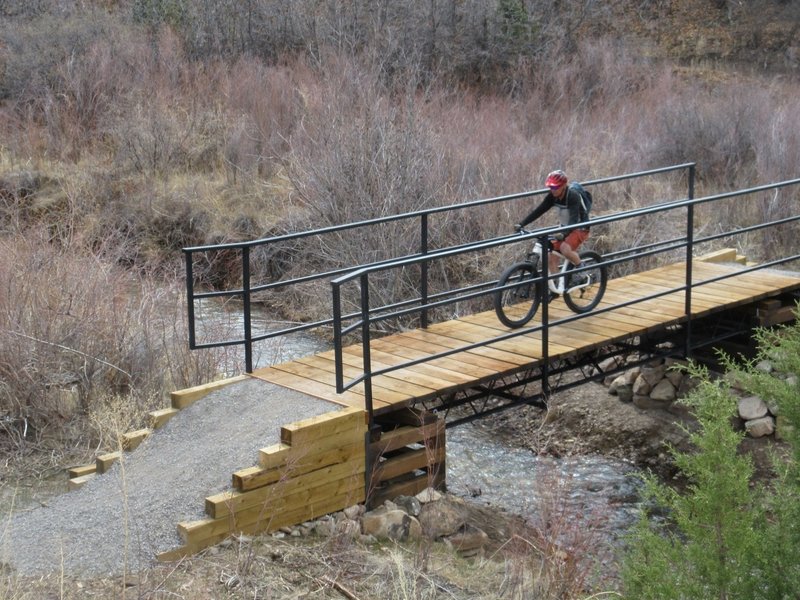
252 260 800 414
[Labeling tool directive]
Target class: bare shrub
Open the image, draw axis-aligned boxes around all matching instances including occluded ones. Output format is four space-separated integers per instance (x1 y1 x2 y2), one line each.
496 464 615 599
0 228 227 451
110 98 224 178
220 57 303 183
278 54 447 324
0 11 123 102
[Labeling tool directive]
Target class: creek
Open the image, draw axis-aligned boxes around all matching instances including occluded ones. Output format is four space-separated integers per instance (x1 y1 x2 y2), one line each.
446 423 642 556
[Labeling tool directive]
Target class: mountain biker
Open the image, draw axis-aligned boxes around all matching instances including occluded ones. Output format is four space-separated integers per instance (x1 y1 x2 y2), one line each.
514 169 590 279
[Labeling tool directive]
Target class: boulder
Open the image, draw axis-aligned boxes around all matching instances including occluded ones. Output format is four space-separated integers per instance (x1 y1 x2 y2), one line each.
609 369 638 394
650 379 677 402
755 360 774 374
665 370 684 388
343 504 364 520
745 416 775 438
361 509 422 541
416 488 443 503
640 364 668 387
444 525 489 556
632 375 652 396
393 495 422 517
597 356 624 373
335 518 362 540
738 396 768 421
616 384 634 403
418 500 465 539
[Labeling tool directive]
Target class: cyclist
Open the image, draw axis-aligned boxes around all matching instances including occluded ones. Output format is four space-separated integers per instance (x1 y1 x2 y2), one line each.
514 169 590 279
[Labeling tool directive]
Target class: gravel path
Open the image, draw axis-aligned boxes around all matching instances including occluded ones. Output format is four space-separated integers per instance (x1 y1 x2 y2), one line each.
2 378 338 578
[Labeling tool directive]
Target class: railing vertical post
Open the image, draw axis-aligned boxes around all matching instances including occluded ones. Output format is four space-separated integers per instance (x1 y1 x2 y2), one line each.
242 246 253 374
360 273 375 431
184 250 197 350
420 213 429 328
684 164 696 359
538 234 551 399
332 281 344 393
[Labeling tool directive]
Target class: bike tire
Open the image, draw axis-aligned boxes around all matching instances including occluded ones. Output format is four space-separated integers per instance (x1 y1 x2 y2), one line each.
494 262 542 328
564 251 607 313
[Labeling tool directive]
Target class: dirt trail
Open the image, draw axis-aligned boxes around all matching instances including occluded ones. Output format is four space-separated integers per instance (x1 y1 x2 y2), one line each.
1 378 337 577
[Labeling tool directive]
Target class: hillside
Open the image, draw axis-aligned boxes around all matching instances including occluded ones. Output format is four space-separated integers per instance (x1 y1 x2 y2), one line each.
606 0 799 70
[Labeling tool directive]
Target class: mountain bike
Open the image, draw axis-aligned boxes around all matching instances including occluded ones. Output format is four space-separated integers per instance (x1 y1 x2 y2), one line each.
494 227 608 328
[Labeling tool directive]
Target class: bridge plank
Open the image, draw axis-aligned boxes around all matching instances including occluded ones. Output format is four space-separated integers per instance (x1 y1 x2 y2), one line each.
610 279 720 310
252 365 400 410
630 270 779 310
421 321 545 359
291 355 416 403
466 310 626 349
367 339 497 379
329 348 462 394
427 320 551 357
440 319 591 357
598 291 686 326
275 357 435 400
390 332 521 372
632 266 758 298
343 345 484 387
601 287 688 319
354 337 487 383
692 262 800 291
392 329 535 366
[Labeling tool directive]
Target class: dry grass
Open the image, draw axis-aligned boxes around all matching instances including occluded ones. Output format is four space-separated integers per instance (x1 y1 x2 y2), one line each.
0 488 615 600
0 226 231 459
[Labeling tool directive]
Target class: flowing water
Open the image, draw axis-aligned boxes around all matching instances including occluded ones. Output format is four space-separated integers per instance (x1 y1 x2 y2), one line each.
193 299 330 371
446 423 642 550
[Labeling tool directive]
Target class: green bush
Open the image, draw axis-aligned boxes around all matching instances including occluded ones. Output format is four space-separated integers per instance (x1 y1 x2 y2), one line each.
622 310 800 599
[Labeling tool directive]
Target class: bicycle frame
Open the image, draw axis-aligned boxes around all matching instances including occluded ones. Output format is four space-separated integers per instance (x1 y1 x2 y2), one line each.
527 240 588 296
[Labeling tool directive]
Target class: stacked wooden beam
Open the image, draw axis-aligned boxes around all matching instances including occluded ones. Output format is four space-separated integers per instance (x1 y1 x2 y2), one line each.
756 298 797 327
159 406 368 560
368 409 446 508
66 376 248 490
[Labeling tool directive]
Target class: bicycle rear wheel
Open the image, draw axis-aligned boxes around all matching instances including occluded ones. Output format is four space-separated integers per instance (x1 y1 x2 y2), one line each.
494 262 542 328
564 251 607 313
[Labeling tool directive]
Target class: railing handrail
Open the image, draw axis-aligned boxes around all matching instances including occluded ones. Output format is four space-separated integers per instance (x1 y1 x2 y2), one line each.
183 163 701 372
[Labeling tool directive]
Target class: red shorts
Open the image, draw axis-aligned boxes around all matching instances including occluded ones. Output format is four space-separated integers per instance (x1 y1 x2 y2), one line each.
553 228 589 253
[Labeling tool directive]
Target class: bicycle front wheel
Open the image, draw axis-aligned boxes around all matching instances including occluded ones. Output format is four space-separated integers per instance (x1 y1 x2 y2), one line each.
494 262 542 328
564 251 607 313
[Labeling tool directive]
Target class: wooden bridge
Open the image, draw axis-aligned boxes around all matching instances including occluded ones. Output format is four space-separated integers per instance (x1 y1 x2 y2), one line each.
152 251 800 559
157 165 800 558
251 257 800 417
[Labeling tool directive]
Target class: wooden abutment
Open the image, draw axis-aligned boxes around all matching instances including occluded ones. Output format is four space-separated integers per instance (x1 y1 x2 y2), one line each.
152 394 446 561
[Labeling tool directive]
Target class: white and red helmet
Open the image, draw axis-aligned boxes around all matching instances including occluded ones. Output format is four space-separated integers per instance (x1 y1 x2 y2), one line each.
545 170 568 190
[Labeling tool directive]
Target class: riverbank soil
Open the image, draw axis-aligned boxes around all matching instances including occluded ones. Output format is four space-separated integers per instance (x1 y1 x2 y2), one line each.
481 379 785 485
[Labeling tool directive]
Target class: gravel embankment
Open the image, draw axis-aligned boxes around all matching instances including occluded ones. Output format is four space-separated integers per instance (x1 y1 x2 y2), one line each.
2 378 338 577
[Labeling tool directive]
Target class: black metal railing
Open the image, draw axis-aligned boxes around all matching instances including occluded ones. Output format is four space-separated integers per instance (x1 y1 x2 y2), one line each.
183 163 800 431
330 174 800 429
183 163 697 372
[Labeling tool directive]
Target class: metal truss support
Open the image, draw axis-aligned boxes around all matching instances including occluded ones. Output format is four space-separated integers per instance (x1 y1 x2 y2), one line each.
408 303 776 430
